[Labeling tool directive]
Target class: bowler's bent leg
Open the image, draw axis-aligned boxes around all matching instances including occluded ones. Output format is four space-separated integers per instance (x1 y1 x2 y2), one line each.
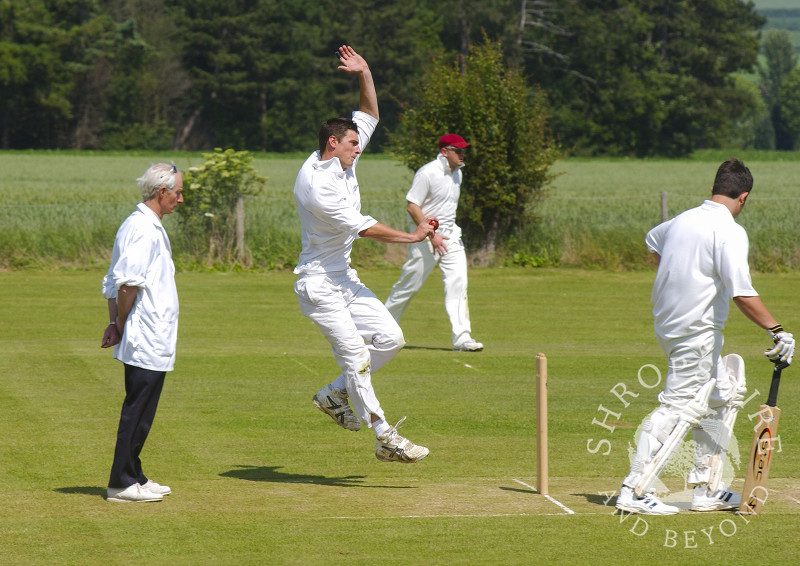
297 272 386 427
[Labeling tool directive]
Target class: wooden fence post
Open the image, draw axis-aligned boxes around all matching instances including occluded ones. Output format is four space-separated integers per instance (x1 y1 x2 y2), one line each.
236 194 245 263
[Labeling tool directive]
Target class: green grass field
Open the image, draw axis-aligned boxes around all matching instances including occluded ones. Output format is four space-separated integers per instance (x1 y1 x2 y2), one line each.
1 268 799 564
3 150 800 271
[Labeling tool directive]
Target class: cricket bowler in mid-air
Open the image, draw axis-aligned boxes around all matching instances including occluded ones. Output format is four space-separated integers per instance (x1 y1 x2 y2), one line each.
615 157 794 515
293 45 437 463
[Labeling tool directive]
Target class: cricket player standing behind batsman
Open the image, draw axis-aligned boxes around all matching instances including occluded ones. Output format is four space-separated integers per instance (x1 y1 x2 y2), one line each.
293 46 437 463
616 158 794 515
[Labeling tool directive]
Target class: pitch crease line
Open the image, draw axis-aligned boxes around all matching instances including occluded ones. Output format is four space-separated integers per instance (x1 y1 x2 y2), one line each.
323 512 585 519
513 478 575 515
288 357 317 375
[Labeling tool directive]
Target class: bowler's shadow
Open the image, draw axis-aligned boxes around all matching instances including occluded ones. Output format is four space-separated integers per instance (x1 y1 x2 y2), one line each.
55 486 107 498
220 465 412 489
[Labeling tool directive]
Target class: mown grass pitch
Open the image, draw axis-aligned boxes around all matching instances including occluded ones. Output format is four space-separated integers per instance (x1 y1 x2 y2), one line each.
1 268 799 564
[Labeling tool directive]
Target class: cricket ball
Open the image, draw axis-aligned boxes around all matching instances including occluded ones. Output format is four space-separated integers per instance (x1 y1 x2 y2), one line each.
429 219 439 231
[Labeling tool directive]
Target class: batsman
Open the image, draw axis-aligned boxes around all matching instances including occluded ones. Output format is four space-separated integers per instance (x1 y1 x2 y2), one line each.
615 158 795 515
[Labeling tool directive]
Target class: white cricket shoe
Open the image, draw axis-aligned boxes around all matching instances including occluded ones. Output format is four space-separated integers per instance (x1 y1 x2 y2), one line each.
107 483 163 503
453 339 483 352
376 417 429 463
313 385 361 431
691 485 741 511
143 480 171 496
615 486 678 515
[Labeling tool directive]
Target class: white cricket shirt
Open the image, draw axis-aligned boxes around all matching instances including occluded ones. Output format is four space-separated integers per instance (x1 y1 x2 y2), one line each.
646 200 757 340
405 153 463 231
293 111 379 275
102 202 179 372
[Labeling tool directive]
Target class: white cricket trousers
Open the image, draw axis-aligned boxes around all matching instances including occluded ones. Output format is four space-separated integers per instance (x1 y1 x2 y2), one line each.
623 330 737 489
385 227 472 347
656 330 734 410
295 268 405 426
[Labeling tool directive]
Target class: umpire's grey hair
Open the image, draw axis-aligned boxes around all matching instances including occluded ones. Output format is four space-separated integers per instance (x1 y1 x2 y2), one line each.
137 163 180 201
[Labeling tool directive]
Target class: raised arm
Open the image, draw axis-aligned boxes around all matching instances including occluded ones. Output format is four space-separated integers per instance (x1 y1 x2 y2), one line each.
336 45 378 120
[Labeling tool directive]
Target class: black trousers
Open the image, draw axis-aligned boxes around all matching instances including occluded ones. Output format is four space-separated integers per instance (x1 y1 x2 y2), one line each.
108 363 166 489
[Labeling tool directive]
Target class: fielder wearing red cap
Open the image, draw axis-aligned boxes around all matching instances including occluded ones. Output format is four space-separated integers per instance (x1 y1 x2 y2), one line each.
438 133 469 149
385 133 483 352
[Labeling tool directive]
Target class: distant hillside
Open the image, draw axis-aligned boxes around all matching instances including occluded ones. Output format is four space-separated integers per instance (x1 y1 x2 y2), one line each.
752 0 797 8
753 0 800 53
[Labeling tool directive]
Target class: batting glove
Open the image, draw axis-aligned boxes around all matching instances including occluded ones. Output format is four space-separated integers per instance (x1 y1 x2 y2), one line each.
765 324 794 365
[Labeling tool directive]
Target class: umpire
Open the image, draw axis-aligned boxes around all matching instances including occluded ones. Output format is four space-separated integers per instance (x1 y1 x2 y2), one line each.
100 163 183 502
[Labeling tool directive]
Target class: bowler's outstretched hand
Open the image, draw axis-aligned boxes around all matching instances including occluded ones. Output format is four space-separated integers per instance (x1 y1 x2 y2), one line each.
336 45 368 74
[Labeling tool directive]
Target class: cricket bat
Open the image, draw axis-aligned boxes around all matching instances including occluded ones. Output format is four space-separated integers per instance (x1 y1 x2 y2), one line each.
738 361 789 515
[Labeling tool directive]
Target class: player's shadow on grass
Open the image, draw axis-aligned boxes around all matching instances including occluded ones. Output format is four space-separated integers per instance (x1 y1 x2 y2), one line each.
499 487 616 510
54 486 107 497
499 486 538 495
402 345 452 352
574 493 617 507
220 465 413 489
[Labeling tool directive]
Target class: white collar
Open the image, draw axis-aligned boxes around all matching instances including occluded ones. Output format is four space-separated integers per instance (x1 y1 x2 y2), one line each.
313 151 345 173
137 201 164 226
437 153 463 173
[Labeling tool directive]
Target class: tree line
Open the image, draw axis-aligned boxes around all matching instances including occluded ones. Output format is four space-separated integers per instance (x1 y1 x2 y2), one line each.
2 0 799 156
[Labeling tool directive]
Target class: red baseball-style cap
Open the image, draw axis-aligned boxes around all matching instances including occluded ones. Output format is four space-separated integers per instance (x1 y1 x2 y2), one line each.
438 133 469 149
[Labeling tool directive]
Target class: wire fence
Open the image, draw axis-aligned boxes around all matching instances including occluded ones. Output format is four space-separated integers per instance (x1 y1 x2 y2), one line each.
3 190 800 270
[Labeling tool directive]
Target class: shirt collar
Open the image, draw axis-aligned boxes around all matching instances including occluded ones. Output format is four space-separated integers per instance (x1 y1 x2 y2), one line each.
137 201 164 227
702 199 734 218
313 151 346 173
703 199 728 211
436 153 464 173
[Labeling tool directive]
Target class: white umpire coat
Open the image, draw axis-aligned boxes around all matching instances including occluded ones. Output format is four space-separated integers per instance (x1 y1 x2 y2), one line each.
102 202 179 372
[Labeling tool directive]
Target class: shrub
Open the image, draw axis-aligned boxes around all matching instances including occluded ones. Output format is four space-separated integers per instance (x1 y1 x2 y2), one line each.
392 38 560 258
177 148 267 267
